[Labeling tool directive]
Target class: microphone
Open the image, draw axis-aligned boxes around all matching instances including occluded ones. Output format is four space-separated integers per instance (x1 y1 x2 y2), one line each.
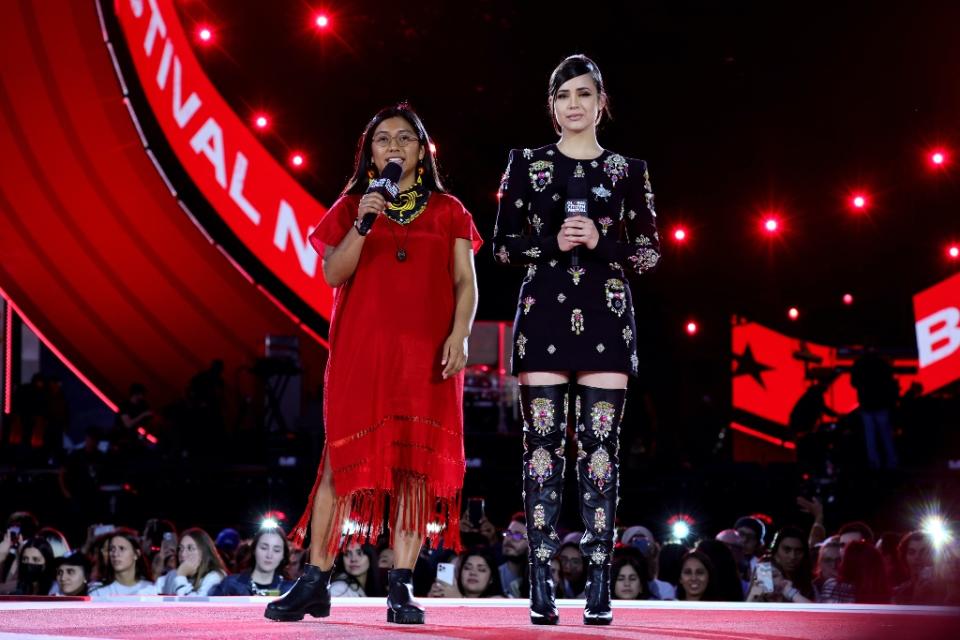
565 175 589 267
357 160 403 235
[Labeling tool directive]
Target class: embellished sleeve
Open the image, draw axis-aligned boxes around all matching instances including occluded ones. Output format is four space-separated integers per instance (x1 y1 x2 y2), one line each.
592 158 660 276
451 199 483 254
491 149 561 266
308 195 357 255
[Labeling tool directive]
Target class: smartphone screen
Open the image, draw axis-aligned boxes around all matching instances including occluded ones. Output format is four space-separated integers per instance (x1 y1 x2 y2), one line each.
468 497 485 526
756 562 774 593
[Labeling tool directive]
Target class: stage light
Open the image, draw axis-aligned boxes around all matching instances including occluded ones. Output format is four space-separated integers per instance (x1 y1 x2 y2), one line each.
949 245 959 260
921 515 952 550
673 227 687 242
686 321 698 335
850 193 868 211
261 517 280 530
929 149 947 167
843 293 854 305
254 115 269 130
314 14 330 29
197 26 213 43
762 216 780 234
290 153 305 168
788 307 800 321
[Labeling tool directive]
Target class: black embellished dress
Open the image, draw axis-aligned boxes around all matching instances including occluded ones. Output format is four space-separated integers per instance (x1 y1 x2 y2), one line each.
492 144 660 375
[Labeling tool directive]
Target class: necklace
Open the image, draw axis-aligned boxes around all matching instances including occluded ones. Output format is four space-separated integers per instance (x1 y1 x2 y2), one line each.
384 185 429 262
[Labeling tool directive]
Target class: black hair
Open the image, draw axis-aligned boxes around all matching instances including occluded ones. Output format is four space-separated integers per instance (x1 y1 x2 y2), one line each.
342 103 445 196
456 547 503 598
15 537 56 595
249 525 290 578
694 539 745 601
770 526 814 599
676 549 722 601
333 542 383 596
611 553 652 600
547 54 611 134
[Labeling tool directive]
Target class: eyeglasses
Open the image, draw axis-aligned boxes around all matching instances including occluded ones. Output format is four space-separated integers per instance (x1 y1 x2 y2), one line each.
502 531 526 541
372 132 419 148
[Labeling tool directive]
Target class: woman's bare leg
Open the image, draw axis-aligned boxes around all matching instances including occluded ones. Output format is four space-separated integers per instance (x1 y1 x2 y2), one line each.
308 450 341 569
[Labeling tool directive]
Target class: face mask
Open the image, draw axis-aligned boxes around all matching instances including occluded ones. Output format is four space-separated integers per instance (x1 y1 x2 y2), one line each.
20 563 45 581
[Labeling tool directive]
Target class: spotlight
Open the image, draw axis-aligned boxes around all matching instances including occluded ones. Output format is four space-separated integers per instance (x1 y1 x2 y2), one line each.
254 114 269 130
667 514 695 542
261 517 280 530
949 245 959 260
850 193 868 211
673 227 687 242
762 215 780 234
290 153 305 168
314 14 330 29
788 307 800 321
843 293 854 305
686 321 698 336
197 26 213 43
921 515 953 550
929 149 948 167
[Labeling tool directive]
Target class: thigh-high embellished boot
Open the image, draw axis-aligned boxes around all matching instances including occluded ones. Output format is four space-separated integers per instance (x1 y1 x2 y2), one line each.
521 383 569 625
574 384 627 625
264 563 332 621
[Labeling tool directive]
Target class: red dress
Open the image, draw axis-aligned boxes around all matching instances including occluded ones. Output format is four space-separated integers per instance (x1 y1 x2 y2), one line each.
292 192 482 554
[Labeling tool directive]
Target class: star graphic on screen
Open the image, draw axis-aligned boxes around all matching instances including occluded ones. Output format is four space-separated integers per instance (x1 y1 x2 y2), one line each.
733 344 774 388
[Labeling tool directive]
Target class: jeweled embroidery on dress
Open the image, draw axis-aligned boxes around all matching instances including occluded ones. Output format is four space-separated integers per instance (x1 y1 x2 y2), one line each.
604 278 627 317
568 267 585 285
590 549 607 565
622 327 634 344
529 160 553 192
533 504 546 529
593 507 607 533
557 293 566 303
631 353 639 372
598 216 614 236
627 209 637 220
522 296 536 315
534 544 552 562
603 154 629 187
523 148 533 159
590 401 616 440
548 259 558 267
552 193 561 201
628 247 660 273
645 192 657 217
516 333 527 359
526 265 537 279
495 246 509 264
591 185 612 201
531 214 544 235
590 160 599 168
547 344 556 354
528 447 554 485
530 397 555 436
574 163 585 178
596 343 605 353
523 247 542 258
514 198 524 209
571 309 585 335
643 166 653 191
587 448 613 489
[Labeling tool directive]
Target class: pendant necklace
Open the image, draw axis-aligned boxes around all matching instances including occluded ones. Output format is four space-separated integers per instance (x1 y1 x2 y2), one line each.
389 224 409 262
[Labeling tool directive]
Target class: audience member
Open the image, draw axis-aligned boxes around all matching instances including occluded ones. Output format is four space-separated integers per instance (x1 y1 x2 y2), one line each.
155 527 225 596
89 528 155 596
212 526 295 596
54 551 91 597
498 512 528 598
329 541 381 597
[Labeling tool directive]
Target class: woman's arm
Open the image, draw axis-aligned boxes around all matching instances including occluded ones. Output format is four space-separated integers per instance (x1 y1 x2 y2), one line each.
320 192 387 287
441 238 478 380
590 159 661 275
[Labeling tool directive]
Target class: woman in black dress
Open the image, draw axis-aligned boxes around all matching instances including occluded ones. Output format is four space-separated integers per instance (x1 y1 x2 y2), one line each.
492 54 660 626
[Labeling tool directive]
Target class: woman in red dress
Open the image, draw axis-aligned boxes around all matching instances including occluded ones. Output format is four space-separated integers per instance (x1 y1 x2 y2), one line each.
265 104 481 625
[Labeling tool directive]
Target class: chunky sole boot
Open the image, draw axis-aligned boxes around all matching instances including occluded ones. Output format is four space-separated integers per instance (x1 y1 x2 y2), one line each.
264 563 331 621
520 383 569 625
386 568 425 624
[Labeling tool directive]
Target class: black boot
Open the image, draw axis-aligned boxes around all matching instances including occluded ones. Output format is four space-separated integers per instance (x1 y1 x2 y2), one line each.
574 384 626 626
386 569 424 624
521 383 568 625
263 563 331 621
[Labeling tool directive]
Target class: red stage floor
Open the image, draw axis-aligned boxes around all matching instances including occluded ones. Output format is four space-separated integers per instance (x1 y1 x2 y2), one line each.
0 597 956 640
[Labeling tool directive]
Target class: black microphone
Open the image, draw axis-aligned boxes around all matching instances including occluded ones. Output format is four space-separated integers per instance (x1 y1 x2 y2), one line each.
357 160 403 235
565 175 589 267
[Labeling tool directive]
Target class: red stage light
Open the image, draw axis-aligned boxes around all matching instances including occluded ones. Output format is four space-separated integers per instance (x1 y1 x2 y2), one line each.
254 115 269 130
197 26 213 43
315 14 330 29
788 307 800 320
290 153 305 168
673 227 687 242
930 149 947 167
763 216 780 234
686 321 698 335
850 193 868 210
949 245 960 260
843 293 854 305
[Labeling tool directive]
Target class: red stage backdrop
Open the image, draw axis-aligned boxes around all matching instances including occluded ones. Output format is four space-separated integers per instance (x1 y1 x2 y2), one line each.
914 272 960 393
731 318 918 462
114 0 333 321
